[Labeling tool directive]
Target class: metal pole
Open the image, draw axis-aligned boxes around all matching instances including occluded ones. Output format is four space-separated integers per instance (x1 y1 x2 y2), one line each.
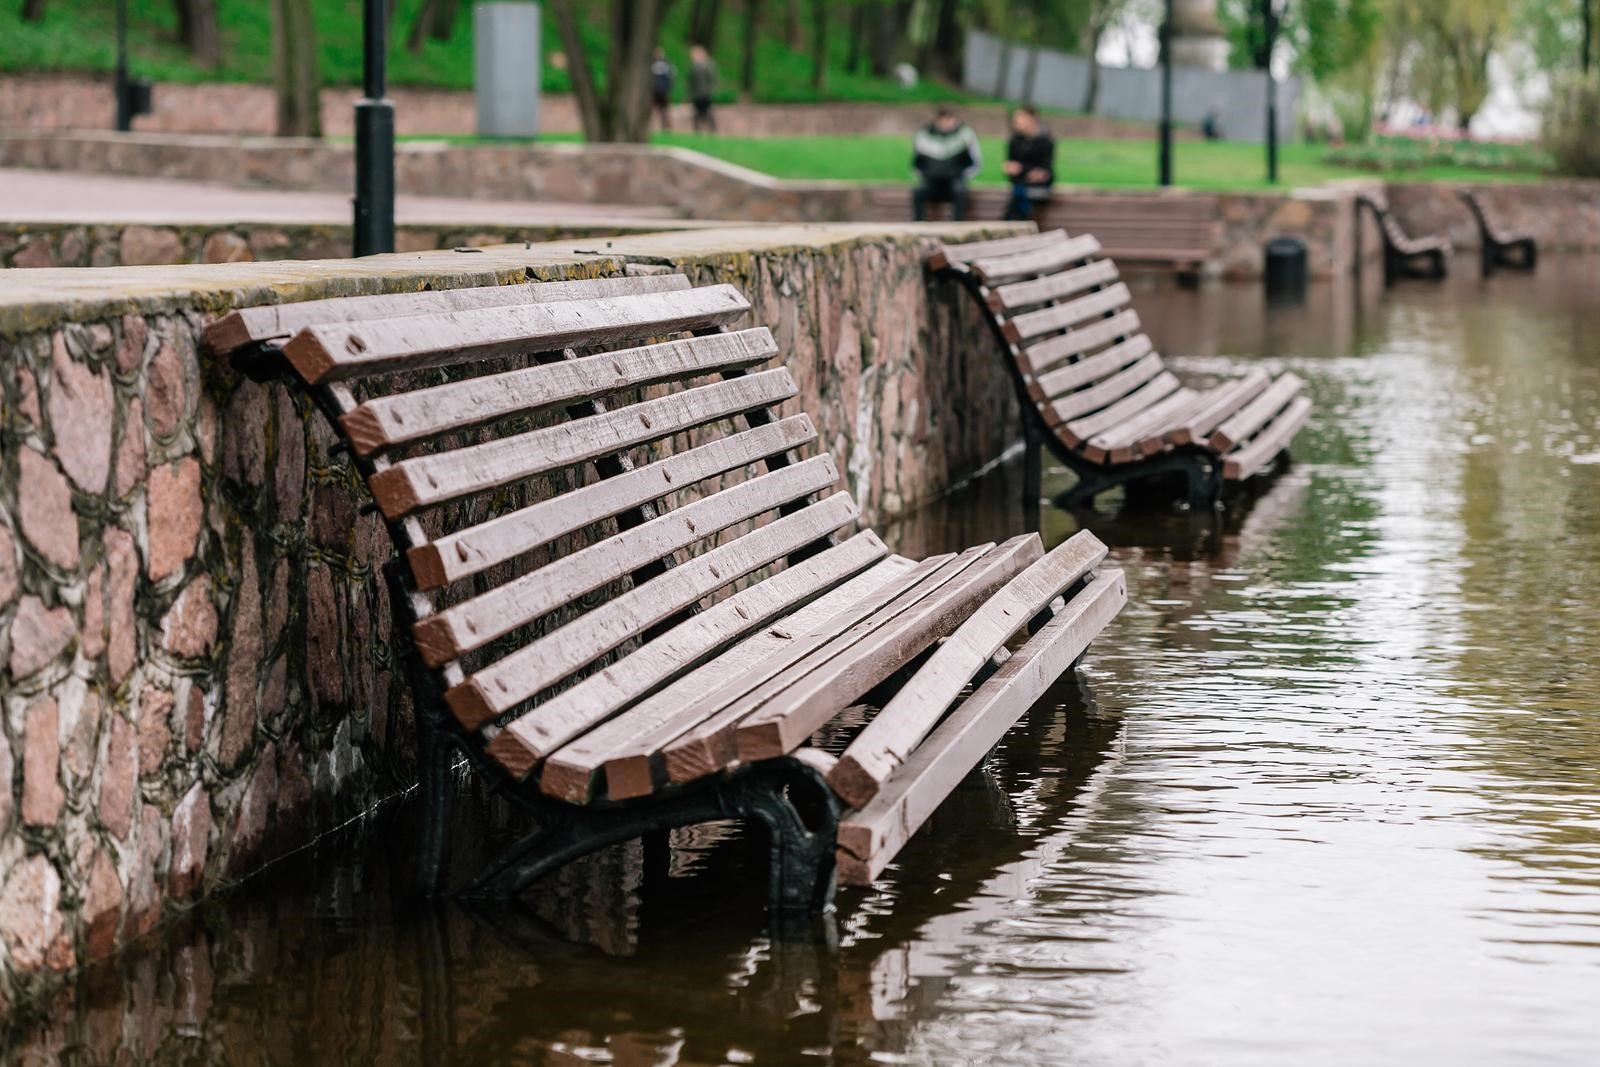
115 0 131 132
1584 0 1594 75
1159 0 1174 187
1265 0 1279 183
354 0 395 256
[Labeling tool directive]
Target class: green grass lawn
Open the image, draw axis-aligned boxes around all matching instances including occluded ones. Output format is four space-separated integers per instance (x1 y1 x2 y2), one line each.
426 132 1544 190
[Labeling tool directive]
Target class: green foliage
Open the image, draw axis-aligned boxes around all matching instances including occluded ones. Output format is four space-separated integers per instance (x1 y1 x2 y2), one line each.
1218 0 1382 80
1541 74 1600 177
1323 134 1549 172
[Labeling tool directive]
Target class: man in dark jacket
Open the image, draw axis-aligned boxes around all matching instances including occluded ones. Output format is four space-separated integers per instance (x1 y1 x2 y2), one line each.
1003 106 1055 221
911 107 983 221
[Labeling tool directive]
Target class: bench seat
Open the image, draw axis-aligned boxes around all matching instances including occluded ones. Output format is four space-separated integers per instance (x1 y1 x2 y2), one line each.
204 271 1125 912
1459 188 1536 274
932 229 1311 509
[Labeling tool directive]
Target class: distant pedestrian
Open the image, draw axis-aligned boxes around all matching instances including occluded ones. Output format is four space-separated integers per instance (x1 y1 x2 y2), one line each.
689 44 718 134
911 107 982 221
650 48 676 131
1002 106 1054 221
1202 106 1223 141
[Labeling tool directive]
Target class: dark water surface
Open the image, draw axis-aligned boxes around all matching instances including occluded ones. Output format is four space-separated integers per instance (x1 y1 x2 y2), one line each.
9 261 1600 1066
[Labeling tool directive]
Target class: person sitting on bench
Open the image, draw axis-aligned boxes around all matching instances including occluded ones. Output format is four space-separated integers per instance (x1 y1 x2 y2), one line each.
912 107 983 222
1003 105 1055 222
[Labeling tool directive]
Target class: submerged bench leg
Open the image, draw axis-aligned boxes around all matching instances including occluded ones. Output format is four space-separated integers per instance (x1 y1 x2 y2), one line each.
745 764 842 915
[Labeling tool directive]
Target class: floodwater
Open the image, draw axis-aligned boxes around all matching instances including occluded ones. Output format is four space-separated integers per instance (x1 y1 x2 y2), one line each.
7 259 1600 1066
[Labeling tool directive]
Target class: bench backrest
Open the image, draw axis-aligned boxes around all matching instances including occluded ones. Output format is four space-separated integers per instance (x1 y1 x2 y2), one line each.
933 230 1172 447
205 274 866 767
1359 195 1415 247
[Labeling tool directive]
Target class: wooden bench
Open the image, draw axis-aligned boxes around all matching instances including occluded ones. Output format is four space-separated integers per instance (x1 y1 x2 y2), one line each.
203 272 1126 913
1358 195 1450 283
864 187 1219 274
1459 188 1536 274
930 229 1312 510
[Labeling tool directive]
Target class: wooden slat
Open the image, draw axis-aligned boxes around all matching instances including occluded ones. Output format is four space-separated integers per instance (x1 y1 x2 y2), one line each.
1044 352 1164 425
1062 371 1181 446
534 536 903 803
368 368 797 518
1082 386 1198 464
1165 369 1269 446
988 258 1118 312
1210 372 1303 452
1022 309 1141 372
471 490 860 756
412 454 839 666
969 235 1103 286
734 534 1043 762
1029 334 1152 402
203 274 692 356
835 570 1127 885
827 531 1108 809
536 543 912 803
1223 395 1312 480
407 415 816 590
1003 283 1131 344
341 327 779 456
657 551 975 788
280 284 751 383
928 230 1071 271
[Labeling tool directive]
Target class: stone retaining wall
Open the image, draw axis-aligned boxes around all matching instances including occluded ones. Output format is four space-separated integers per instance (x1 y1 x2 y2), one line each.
0 222 1021 1014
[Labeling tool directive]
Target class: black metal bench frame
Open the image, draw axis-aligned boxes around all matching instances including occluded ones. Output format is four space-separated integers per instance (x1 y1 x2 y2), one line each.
1459 189 1536 274
1358 195 1449 284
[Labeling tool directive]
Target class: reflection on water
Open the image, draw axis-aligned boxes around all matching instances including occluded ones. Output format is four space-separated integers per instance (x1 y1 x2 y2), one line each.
8 259 1600 1065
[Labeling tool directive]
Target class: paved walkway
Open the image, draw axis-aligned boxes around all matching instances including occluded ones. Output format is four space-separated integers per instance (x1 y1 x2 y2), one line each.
2 168 682 226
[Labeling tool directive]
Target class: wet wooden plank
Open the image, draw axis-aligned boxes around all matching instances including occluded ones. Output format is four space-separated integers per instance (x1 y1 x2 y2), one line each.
1029 335 1153 404
204 273 693 357
368 368 797 517
1082 387 1198 464
407 415 816 590
835 569 1127 885
340 327 779 456
1164 370 1269 447
928 230 1070 271
1062 371 1181 447
412 454 839 666
988 258 1118 313
1043 352 1165 426
471 490 860 760
827 531 1109 810
969 235 1103 286
1002 283 1131 344
535 543 911 804
734 534 1043 763
1210 372 1303 452
1223 395 1312 480
1022 309 1142 373
280 284 751 383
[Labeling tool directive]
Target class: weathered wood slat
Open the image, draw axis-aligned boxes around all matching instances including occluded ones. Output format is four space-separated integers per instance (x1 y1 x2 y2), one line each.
835 569 1127 884
341 328 779 456
1022 309 1142 373
536 544 913 803
472 490 860 759
1029 334 1153 402
407 415 816 590
989 258 1118 312
927 230 1071 271
1083 386 1198 463
368 368 797 517
657 551 975 788
969 235 1103 286
412 454 839 666
827 531 1108 809
1164 369 1269 446
734 534 1044 762
1062 371 1181 446
203 273 694 357
1223 395 1312 480
1044 352 1165 425
1210 372 1303 452
281 284 752 383
1003 282 1132 343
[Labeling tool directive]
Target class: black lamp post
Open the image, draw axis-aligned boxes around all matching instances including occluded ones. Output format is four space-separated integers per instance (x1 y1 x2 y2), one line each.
353 0 395 256
1263 0 1280 184
114 0 132 131
1159 0 1174 186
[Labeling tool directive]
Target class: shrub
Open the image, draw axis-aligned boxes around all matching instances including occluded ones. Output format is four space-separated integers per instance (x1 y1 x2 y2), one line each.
1323 135 1548 174
1542 76 1600 178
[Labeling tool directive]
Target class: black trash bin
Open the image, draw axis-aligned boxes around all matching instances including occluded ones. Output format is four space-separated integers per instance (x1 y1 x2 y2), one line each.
1264 236 1308 303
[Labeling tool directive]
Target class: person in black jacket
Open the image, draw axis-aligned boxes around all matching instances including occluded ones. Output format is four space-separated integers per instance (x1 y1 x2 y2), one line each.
1003 106 1055 221
911 108 983 221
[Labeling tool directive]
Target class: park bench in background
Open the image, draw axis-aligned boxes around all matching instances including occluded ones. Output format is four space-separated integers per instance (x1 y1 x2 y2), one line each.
204 273 1126 912
1358 194 1450 282
931 229 1311 510
1459 188 1536 274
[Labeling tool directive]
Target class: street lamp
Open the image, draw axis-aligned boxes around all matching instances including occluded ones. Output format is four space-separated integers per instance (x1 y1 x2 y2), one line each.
113 0 152 132
1262 0 1280 184
353 0 395 256
1159 0 1174 186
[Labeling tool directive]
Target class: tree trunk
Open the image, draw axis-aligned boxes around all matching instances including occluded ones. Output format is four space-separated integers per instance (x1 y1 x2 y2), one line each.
810 0 828 91
929 0 961 81
992 36 1012 98
552 0 666 142
1082 18 1106 113
551 0 605 137
784 0 801 42
174 0 222 68
690 0 723 44
742 0 762 93
1584 0 1593 74
407 0 438 52
1022 44 1040 104
431 0 459 40
845 1 866 73
271 0 321 137
20 0 47 21
867 3 897 76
